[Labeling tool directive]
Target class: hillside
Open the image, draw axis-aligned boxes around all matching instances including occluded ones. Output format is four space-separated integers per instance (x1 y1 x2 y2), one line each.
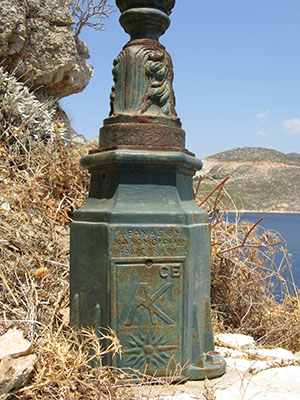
198 147 300 212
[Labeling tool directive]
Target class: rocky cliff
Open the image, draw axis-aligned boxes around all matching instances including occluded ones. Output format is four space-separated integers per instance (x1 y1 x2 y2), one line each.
0 0 93 100
198 147 300 212
0 0 93 144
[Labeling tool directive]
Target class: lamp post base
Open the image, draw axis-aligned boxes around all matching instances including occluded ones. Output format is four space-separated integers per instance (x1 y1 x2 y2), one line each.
70 150 226 380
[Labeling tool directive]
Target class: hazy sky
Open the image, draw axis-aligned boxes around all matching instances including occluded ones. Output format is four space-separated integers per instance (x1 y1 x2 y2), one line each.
61 0 300 159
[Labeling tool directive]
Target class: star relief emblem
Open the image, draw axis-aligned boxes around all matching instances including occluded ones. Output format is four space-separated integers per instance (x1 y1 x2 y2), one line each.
125 331 178 370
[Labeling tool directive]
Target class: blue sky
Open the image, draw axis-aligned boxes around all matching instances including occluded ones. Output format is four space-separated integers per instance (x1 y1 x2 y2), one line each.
61 0 300 159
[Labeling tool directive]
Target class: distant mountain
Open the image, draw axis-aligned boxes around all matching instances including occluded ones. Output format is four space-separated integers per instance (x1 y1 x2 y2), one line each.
198 147 300 212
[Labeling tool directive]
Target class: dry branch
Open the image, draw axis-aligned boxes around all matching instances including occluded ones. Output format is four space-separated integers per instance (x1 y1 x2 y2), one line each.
70 0 115 37
196 174 300 350
1 66 300 397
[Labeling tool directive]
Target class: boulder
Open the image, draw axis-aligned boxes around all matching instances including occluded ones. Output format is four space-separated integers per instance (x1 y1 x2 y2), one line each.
134 334 300 399
215 366 300 400
0 329 36 395
0 0 93 99
250 366 300 393
215 333 255 349
0 354 36 395
0 328 32 359
247 347 297 361
224 357 274 374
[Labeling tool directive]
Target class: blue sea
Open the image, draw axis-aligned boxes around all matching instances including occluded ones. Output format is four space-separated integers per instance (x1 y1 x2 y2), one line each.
227 212 300 290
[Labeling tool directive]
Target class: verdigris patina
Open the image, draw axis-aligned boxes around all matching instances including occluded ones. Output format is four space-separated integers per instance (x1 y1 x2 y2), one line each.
116 0 175 15
70 0 226 380
100 0 183 152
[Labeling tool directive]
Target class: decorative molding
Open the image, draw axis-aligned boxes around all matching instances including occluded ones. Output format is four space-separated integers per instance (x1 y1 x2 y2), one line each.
109 40 177 120
116 0 175 16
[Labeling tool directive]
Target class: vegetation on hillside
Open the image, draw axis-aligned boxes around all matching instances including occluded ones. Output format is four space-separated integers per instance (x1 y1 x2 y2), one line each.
207 147 300 165
1 69 300 398
199 147 300 212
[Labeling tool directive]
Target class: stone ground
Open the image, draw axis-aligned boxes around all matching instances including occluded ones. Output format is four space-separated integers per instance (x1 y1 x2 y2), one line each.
1 331 300 399
130 334 300 400
133 366 300 399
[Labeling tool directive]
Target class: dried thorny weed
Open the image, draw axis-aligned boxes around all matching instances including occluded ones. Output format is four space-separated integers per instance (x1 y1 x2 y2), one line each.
0 69 174 399
202 378 216 400
195 175 300 351
1 67 300 398
15 327 131 400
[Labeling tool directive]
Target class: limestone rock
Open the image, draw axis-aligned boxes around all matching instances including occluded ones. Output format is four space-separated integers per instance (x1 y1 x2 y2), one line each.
134 334 300 399
0 0 93 99
224 357 274 374
215 366 300 400
215 346 245 359
0 1 26 57
215 333 255 349
248 347 297 361
0 328 32 359
250 366 300 393
216 336 300 376
0 354 36 395
0 329 36 395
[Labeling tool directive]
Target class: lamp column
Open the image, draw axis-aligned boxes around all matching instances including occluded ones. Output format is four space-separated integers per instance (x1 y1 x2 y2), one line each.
70 0 226 380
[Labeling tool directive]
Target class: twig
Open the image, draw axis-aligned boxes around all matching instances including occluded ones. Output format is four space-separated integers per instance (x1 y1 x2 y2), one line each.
197 176 230 207
216 218 282 255
194 175 202 198
212 198 232 227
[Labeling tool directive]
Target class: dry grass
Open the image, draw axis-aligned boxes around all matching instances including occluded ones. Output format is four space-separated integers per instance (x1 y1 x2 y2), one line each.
195 176 300 351
0 132 88 340
16 328 127 400
0 120 140 399
0 70 181 398
1 68 300 398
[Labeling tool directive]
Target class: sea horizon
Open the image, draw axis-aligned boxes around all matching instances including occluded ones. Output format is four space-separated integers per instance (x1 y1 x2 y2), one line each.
226 211 300 290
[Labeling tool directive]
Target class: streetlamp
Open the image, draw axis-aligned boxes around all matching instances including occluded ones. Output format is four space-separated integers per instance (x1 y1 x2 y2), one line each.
70 0 226 380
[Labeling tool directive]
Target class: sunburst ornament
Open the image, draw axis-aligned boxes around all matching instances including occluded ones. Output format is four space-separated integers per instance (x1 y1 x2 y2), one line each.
125 331 178 370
